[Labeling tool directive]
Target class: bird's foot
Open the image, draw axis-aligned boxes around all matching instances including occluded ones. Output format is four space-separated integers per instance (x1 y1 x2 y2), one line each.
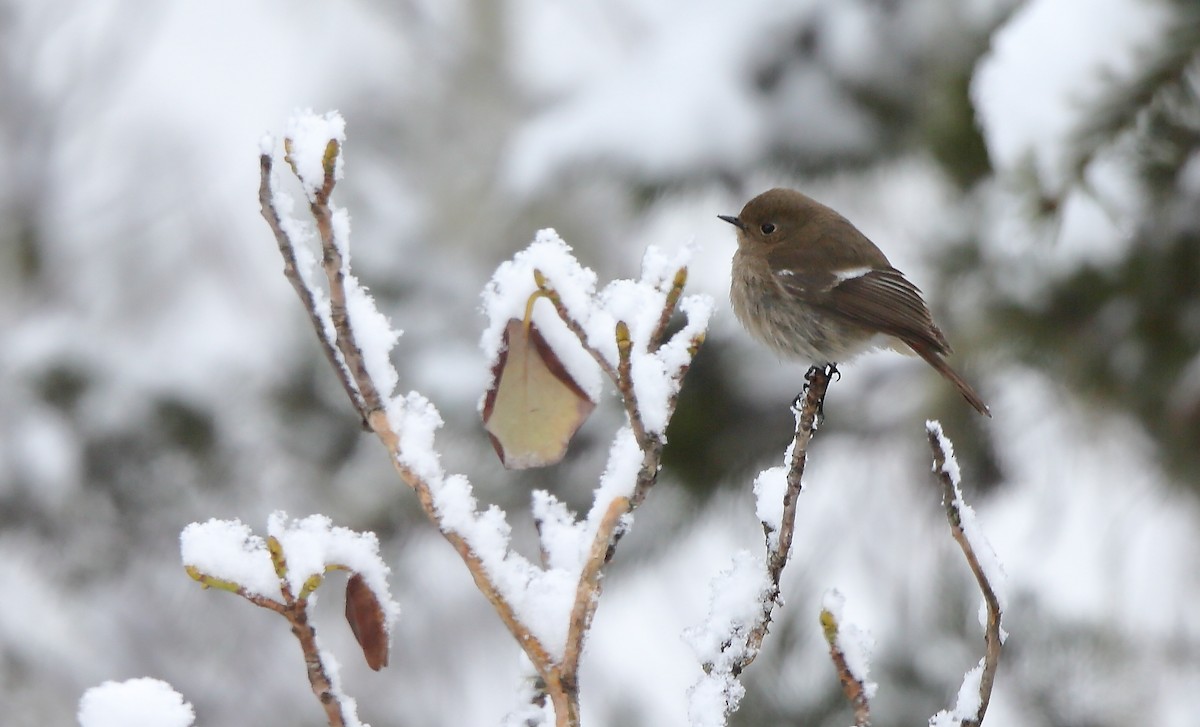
793 363 839 428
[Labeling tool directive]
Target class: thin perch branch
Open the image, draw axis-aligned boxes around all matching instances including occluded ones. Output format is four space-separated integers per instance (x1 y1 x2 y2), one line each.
926 423 1005 727
736 365 832 676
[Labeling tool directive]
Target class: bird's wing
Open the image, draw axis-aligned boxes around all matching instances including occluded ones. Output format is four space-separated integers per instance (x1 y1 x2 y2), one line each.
774 265 951 355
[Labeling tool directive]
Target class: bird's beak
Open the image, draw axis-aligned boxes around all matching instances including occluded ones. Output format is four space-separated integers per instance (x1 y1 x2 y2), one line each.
717 214 745 231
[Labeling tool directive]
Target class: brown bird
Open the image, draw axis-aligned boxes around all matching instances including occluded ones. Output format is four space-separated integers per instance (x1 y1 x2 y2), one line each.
721 187 990 416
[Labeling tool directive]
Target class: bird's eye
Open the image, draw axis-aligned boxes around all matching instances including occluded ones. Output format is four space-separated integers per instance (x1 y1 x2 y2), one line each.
760 222 776 235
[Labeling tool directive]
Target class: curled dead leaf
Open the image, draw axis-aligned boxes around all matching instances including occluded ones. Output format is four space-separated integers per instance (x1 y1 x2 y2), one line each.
345 572 389 670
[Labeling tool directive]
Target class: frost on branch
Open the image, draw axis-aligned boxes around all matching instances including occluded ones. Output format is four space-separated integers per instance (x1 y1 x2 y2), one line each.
685 368 833 726
78 678 195 727
683 551 771 727
258 109 712 726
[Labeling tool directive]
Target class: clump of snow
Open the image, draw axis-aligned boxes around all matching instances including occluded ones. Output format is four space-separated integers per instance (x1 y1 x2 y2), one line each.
479 232 711 436
180 513 401 638
425 470 577 657
479 229 604 402
285 109 346 200
821 589 878 700
501 675 554 727
78 678 194 727
180 518 277 599
268 514 399 615
686 671 744 727
531 490 588 572
752 466 788 551
971 0 1172 193
388 391 448 487
684 551 772 726
586 427 642 530
345 275 402 401
926 420 1009 638
929 658 985 727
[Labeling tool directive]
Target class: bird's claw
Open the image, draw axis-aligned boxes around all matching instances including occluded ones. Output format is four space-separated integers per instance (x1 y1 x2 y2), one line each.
793 363 838 427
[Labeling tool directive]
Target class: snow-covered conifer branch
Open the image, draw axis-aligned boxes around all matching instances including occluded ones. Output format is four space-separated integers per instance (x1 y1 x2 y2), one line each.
926 421 1007 727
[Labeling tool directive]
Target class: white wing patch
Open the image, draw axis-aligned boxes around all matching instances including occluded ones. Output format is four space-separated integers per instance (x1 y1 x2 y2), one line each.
834 266 872 283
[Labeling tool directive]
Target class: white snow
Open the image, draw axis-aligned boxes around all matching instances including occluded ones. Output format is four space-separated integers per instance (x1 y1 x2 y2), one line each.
928 658 985 727
78 678 194 727
312 647 367 727
179 518 278 599
686 672 744 727
479 229 605 402
424 469 575 657
480 232 710 436
267 513 398 615
587 426 643 530
821 589 878 700
752 466 788 551
179 514 401 638
531 490 589 571
683 550 772 725
285 109 346 200
343 268 402 404
972 0 1172 193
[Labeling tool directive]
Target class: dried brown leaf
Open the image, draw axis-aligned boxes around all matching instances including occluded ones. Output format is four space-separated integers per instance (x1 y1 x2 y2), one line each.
345 572 389 671
482 319 596 469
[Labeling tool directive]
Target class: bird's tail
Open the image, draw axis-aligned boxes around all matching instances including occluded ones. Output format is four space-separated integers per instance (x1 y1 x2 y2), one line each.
910 344 991 417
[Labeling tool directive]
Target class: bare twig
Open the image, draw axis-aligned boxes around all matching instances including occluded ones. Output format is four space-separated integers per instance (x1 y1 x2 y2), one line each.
926 424 1005 727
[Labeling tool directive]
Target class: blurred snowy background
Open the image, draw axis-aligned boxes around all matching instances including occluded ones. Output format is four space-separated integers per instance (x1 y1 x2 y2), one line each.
2 0 1199 724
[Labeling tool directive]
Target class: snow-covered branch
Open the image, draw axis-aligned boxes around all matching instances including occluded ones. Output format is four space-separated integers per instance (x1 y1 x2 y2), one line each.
926 421 1008 727
181 514 399 727
253 110 710 727
685 365 833 725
